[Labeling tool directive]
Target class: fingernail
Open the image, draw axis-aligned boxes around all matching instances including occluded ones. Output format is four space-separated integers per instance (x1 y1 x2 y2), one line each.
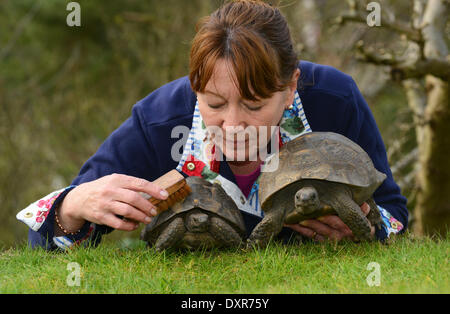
151 209 157 216
160 190 169 198
145 216 152 223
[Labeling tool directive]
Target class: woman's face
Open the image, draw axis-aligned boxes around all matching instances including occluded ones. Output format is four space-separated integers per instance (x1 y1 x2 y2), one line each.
196 58 300 161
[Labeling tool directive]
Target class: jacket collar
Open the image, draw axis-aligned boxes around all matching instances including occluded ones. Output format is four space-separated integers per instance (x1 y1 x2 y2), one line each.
297 60 315 90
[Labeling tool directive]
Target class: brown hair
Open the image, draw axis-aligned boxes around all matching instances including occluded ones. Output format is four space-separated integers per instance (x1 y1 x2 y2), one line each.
189 0 298 101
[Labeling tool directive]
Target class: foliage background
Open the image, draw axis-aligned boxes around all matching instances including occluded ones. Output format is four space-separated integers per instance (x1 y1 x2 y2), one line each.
0 0 418 247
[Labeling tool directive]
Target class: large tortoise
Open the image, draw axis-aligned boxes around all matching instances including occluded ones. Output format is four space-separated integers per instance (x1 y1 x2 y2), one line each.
247 132 386 247
141 176 246 251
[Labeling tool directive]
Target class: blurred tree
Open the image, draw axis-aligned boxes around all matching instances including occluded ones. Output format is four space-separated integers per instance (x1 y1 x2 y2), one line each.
0 0 219 245
336 0 450 236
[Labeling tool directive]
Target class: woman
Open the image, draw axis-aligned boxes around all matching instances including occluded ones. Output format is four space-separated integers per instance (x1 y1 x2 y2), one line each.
17 0 407 250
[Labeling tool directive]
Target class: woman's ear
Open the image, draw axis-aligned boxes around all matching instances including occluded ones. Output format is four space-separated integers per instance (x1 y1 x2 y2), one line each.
285 68 300 109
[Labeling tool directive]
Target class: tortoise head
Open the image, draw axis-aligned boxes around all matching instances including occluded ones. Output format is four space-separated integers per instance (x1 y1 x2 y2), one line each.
185 209 210 233
294 186 320 215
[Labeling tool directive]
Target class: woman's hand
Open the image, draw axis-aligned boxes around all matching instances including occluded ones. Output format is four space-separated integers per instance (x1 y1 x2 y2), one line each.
284 202 375 242
57 174 169 232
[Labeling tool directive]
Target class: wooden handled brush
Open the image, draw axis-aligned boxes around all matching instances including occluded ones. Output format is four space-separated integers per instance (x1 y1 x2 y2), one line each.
140 170 191 213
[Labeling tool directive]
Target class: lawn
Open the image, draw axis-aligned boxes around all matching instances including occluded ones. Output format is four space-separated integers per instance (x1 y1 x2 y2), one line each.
1 232 448 294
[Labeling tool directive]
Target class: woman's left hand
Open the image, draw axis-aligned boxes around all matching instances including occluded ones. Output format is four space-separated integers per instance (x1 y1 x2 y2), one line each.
284 202 375 242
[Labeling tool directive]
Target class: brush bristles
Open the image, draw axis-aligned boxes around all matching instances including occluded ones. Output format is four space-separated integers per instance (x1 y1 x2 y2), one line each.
156 184 191 213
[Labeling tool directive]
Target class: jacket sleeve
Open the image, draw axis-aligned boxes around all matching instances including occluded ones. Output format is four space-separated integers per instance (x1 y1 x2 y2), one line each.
17 103 161 251
343 79 408 241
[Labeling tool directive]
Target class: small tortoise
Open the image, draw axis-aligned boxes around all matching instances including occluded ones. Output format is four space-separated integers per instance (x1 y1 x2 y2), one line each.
141 176 246 251
247 132 386 247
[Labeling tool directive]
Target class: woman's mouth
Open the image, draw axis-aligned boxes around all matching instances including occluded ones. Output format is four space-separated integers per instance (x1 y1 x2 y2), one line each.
225 137 248 147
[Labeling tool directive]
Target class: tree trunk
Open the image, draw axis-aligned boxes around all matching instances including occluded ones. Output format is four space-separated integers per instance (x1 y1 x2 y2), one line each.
414 76 450 236
412 0 449 236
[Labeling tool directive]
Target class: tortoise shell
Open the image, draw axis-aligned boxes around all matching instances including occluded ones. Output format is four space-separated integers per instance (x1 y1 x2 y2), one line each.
140 176 246 239
259 132 387 209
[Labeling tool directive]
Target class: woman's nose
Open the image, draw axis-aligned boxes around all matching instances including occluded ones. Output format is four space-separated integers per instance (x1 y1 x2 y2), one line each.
221 105 245 130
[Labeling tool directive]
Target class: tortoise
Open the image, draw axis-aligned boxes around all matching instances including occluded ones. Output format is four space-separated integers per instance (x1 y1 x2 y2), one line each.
141 176 246 251
247 132 387 248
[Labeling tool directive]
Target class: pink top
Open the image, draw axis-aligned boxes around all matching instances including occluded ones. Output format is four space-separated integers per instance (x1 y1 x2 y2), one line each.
233 165 261 198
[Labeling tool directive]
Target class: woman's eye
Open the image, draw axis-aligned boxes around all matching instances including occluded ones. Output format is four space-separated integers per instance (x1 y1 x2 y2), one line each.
208 103 224 109
245 104 263 111
242 101 264 111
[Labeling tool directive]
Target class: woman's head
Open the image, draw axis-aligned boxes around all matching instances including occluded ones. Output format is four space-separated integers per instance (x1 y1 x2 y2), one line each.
189 0 300 161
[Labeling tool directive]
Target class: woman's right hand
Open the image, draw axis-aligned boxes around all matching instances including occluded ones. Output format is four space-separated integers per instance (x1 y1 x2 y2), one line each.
57 173 169 232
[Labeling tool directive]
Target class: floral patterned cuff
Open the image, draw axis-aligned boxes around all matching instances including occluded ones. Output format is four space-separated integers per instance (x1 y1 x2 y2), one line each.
17 186 101 251
378 205 404 238
17 187 70 232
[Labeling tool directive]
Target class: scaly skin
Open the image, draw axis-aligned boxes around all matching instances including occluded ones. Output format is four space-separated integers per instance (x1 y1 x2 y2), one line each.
365 198 384 231
209 217 243 248
332 188 373 241
154 217 186 251
246 199 286 249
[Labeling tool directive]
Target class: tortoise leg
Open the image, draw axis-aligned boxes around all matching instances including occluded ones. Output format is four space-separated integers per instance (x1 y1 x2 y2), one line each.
209 217 243 248
333 193 373 241
246 208 285 249
365 198 385 231
154 217 186 251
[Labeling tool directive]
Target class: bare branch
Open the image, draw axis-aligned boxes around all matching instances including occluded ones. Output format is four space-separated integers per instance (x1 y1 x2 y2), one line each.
403 79 427 146
355 41 450 81
355 40 401 67
387 137 409 161
412 0 426 29
0 2 41 60
391 148 419 175
402 79 427 117
399 57 450 81
335 12 423 43
397 168 419 191
421 0 448 59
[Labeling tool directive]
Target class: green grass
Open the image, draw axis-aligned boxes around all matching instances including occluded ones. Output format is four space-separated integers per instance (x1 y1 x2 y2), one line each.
1 233 448 293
